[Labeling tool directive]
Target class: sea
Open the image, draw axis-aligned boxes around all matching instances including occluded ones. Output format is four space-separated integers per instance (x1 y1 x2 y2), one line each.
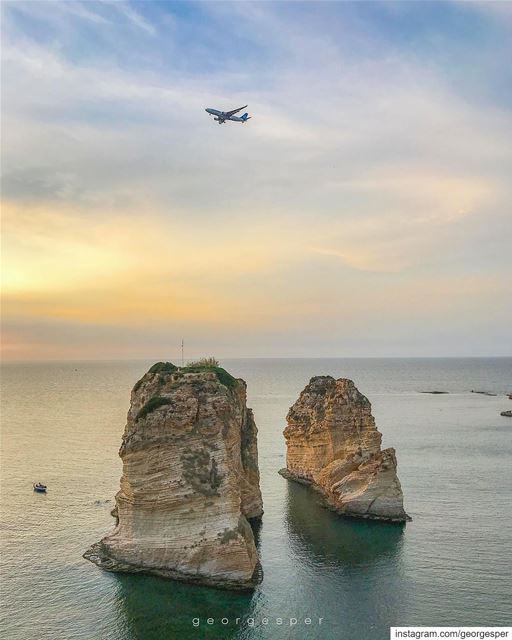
1 358 511 640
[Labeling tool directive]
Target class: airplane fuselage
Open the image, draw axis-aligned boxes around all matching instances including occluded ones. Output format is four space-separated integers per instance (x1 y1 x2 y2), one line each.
205 107 250 124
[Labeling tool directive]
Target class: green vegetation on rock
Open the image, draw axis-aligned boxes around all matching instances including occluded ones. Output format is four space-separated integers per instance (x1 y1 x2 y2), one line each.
219 528 239 544
148 362 178 374
241 416 258 471
186 357 219 368
136 396 173 421
180 357 237 389
236 516 253 543
134 359 237 394
133 362 177 394
132 376 146 393
180 361 238 389
181 448 224 496
218 518 253 545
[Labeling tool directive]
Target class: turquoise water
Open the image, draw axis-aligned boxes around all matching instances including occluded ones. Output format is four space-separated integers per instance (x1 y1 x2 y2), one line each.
1 358 511 639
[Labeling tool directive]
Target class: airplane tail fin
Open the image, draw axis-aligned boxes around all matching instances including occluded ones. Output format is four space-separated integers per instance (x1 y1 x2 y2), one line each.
241 113 251 121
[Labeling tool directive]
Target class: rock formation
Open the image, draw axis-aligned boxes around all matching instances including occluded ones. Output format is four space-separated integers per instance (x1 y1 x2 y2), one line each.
280 376 409 522
420 391 449 394
84 361 263 590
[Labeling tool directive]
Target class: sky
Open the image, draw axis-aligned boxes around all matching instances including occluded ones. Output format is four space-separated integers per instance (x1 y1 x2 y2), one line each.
1 0 511 360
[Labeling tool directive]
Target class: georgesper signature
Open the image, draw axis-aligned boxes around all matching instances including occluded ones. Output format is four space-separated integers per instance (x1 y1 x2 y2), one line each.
192 616 324 628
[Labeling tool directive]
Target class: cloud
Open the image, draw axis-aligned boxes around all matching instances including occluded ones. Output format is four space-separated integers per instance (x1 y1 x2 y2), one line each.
106 1 158 36
1 200 309 329
1 1 511 358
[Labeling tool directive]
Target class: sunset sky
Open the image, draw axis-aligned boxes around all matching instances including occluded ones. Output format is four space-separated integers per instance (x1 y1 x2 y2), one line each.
2 1 511 360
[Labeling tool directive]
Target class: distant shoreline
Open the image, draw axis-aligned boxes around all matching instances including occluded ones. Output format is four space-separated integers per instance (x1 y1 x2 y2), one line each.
2 355 512 365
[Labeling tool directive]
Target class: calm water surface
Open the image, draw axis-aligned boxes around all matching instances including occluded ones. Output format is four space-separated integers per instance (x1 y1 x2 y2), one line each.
1 358 511 639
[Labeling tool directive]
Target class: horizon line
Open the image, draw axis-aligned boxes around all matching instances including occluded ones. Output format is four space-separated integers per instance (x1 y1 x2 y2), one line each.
2 355 511 365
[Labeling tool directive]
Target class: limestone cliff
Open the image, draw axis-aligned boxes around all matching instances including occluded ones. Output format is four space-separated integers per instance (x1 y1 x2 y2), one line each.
84 362 263 590
280 376 408 522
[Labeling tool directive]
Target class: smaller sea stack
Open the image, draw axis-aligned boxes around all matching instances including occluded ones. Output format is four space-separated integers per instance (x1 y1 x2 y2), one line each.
280 376 409 522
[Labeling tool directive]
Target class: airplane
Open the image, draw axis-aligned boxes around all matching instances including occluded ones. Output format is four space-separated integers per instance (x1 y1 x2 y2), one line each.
205 105 251 124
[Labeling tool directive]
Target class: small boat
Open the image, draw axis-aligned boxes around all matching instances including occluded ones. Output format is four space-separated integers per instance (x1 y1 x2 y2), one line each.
33 483 47 493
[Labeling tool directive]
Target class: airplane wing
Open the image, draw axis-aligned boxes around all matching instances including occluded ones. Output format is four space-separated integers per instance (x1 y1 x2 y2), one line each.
225 105 248 117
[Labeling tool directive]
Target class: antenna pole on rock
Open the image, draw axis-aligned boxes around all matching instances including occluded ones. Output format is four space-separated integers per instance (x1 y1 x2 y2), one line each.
181 339 184 368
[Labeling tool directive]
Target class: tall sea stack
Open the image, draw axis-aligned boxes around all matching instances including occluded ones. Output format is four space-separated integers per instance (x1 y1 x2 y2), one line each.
280 376 408 522
84 361 263 590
